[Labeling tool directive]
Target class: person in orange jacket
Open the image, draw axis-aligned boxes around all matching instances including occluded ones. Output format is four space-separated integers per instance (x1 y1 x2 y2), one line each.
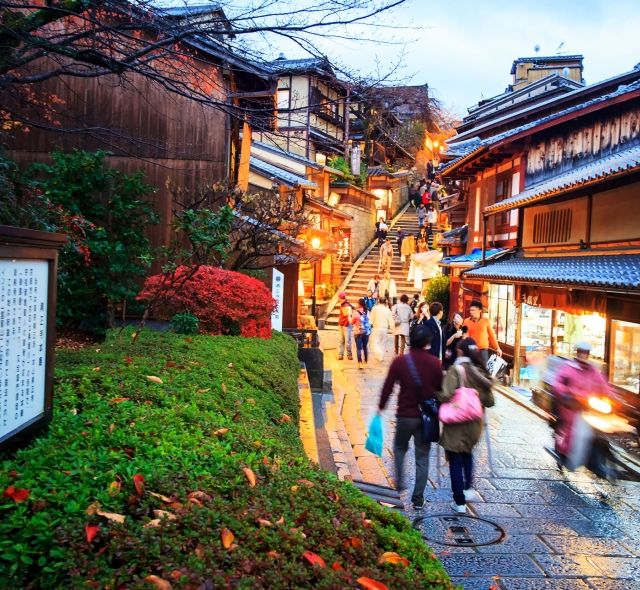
462 300 502 366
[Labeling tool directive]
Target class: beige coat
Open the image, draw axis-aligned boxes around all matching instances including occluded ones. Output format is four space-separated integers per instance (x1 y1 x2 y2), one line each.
437 360 495 454
400 234 415 257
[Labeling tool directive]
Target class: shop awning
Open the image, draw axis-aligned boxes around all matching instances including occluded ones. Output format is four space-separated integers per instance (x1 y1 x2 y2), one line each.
484 144 640 214
463 253 640 290
439 247 510 268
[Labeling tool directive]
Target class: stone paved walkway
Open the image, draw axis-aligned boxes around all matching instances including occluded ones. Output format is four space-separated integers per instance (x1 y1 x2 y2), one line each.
318 329 640 590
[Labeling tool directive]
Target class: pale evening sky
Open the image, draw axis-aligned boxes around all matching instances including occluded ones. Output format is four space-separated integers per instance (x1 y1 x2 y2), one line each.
249 0 640 118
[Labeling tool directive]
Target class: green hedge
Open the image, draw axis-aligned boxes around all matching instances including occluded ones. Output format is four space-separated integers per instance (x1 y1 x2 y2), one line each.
0 330 454 589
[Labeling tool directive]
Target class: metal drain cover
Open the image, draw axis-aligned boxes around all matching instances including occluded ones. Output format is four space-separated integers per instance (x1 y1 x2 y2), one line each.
413 514 506 547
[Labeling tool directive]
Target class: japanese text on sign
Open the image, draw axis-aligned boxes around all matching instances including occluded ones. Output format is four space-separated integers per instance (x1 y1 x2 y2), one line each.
0 260 48 441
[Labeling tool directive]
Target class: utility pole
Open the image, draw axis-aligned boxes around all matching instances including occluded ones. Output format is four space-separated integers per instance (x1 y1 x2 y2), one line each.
344 82 351 159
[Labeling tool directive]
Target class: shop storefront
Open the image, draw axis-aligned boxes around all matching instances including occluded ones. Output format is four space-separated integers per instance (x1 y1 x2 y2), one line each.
610 319 640 394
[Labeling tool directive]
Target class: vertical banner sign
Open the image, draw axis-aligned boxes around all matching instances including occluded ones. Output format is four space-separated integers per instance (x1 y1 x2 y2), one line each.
0 260 49 443
271 268 284 331
350 144 361 176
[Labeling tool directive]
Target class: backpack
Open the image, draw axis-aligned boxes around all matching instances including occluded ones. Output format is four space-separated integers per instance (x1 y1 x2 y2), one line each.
356 310 372 336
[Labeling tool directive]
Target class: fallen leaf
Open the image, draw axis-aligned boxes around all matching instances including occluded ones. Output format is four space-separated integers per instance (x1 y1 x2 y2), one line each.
85 501 100 515
108 423 116 433
243 467 257 487
143 519 161 528
345 537 363 549
332 562 343 570
256 518 272 527
169 501 183 511
275 516 284 525
3 486 30 503
144 574 172 590
378 552 409 566
165 361 177 368
263 456 270 465
221 528 234 549
124 355 133 365
97 509 126 524
85 524 99 543
280 413 292 423
302 551 326 568
146 376 163 384
267 550 279 558
297 479 315 487
187 491 212 502
253 440 262 448
327 491 339 502
194 544 205 559
152 509 176 521
110 397 130 403
197 388 210 394
133 474 145 496
228 363 234 368
232 411 241 422
188 497 203 507
169 570 183 581
92 367 101 372
149 491 172 503
247 398 256 405
357 577 388 590
290 485 299 493
213 428 229 437
108 481 121 496
221 383 227 394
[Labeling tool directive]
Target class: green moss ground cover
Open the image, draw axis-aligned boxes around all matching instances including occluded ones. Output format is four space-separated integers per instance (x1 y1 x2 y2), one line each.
0 330 455 589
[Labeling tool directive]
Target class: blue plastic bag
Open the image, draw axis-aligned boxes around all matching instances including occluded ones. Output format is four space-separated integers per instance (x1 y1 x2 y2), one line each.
365 414 383 457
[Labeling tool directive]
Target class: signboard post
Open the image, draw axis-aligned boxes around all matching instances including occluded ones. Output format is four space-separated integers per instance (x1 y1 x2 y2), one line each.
0 226 66 452
271 268 284 332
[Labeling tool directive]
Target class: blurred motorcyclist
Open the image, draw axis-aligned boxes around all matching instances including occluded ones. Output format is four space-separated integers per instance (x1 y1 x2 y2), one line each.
552 341 614 462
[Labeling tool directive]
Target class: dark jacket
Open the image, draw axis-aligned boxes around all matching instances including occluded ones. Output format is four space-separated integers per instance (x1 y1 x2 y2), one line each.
379 349 443 418
425 316 444 360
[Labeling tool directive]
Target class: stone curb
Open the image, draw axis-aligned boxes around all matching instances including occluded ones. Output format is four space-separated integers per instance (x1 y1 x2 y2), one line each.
298 363 319 465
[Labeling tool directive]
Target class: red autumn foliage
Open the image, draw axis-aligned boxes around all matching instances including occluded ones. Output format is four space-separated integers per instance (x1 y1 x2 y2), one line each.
3 486 30 503
85 524 99 543
133 474 145 496
138 265 276 339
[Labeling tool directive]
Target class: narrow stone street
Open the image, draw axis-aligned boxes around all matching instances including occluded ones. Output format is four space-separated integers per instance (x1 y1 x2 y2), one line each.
318 329 640 590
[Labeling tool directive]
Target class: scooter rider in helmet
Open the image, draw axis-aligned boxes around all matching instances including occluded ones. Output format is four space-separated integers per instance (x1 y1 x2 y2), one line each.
552 341 614 464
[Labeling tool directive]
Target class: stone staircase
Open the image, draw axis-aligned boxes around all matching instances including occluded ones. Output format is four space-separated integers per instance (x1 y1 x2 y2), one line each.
325 207 433 329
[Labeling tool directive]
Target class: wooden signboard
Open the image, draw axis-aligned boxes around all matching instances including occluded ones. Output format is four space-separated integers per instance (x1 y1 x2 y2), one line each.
0 226 65 452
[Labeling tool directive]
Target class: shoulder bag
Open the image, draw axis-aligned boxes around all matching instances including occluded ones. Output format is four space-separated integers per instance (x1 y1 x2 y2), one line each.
405 354 439 443
439 365 483 425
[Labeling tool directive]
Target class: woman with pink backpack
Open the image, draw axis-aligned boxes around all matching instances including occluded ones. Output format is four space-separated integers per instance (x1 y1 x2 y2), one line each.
438 337 495 514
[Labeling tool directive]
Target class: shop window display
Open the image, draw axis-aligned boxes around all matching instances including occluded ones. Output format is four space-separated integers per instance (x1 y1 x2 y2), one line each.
610 320 640 394
554 312 606 360
488 284 516 346
519 304 552 384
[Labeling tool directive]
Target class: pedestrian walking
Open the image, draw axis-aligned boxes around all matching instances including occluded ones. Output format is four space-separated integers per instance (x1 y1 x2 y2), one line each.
379 238 394 273
417 203 426 229
369 297 394 362
442 313 465 371
462 299 502 366
409 292 421 313
337 292 354 361
375 217 388 246
416 234 428 253
363 289 377 311
397 228 406 258
425 302 444 361
392 294 413 355
352 298 372 369
367 273 381 298
400 233 415 270
427 205 437 235
438 337 495 514
377 324 443 509
379 272 397 306
413 301 429 326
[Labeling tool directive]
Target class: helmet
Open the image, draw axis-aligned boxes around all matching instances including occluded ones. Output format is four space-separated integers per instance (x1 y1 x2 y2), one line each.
575 341 591 353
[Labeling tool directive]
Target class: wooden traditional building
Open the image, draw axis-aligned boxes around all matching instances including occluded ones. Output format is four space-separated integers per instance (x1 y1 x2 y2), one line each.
443 70 640 395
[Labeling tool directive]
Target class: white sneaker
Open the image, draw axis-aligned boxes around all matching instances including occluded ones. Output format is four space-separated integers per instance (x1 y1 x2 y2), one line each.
463 488 482 503
450 502 467 514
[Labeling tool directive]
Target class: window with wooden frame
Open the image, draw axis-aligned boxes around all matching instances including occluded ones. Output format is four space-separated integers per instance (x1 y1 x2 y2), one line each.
494 173 512 228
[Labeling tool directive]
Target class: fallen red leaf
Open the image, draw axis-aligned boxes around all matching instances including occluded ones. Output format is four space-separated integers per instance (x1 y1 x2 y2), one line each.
332 562 343 570
221 528 235 549
144 574 172 589
133 474 145 496
85 524 99 543
357 577 388 590
123 355 133 365
110 397 131 403
302 551 326 568
3 485 30 503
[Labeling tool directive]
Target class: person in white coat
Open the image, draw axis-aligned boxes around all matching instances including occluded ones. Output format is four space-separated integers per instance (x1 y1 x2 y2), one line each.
369 297 394 362
392 293 414 355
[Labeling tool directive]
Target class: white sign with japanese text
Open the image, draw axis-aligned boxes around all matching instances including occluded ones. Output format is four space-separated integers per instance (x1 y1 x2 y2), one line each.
271 268 284 332
0 260 48 441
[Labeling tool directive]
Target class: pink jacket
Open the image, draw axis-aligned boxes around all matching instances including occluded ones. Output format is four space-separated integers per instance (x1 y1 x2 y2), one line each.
553 360 612 402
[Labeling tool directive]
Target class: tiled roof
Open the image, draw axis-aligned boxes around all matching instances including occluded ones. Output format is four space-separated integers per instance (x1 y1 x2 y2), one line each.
252 141 321 169
249 157 316 188
485 143 640 214
440 78 640 176
160 4 223 17
438 224 468 246
463 254 640 289
265 57 333 75
439 247 508 267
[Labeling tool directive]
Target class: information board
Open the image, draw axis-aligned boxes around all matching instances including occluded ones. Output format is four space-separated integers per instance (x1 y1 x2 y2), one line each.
0 260 49 443
271 268 284 332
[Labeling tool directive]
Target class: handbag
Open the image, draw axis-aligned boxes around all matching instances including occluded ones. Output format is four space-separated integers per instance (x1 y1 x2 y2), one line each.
439 365 484 425
405 354 440 443
365 414 384 457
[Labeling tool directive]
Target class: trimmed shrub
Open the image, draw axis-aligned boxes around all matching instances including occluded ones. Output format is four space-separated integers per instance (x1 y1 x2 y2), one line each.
0 330 455 589
170 312 199 334
422 275 450 319
138 265 276 339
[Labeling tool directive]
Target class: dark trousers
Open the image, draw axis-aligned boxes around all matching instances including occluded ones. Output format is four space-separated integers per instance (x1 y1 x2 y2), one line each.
448 451 473 506
478 349 489 367
394 416 431 505
354 334 369 363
